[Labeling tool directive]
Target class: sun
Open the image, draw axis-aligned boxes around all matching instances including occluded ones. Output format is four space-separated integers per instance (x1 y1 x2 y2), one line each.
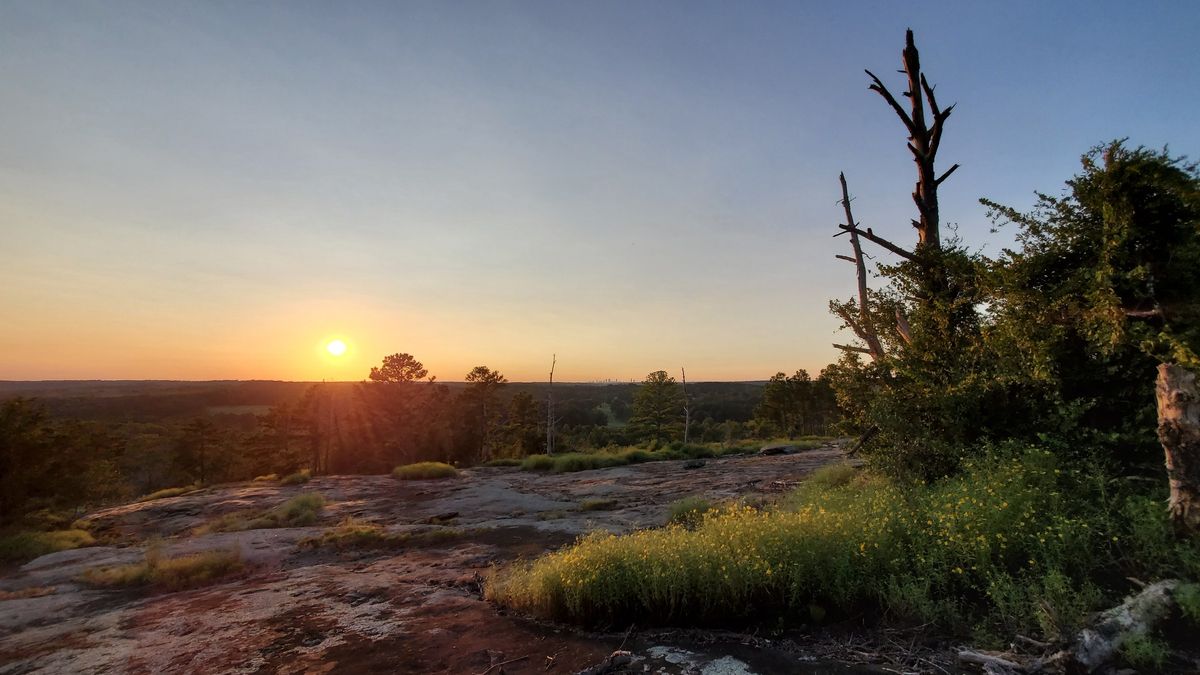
326 339 347 357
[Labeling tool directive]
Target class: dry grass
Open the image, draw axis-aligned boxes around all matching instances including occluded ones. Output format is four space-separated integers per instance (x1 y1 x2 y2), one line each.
81 544 243 591
299 518 464 550
137 485 200 502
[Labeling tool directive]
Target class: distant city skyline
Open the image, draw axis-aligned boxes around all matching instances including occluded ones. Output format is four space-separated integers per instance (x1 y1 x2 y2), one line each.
2 1 1198 381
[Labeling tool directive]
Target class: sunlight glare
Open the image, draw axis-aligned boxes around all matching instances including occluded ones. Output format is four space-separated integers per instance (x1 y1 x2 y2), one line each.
326 339 347 357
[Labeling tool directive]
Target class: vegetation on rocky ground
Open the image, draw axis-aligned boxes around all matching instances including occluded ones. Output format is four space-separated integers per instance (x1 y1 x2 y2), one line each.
298 517 465 550
81 543 243 590
0 529 95 563
393 462 459 480
197 493 325 534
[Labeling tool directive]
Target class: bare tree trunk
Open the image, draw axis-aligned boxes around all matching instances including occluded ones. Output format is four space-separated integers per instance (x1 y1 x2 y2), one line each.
681 367 691 446
547 354 556 455
1155 363 1200 534
833 173 885 362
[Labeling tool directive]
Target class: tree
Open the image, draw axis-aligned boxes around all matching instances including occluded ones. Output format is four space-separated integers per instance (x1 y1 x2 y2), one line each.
465 366 508 460
506 391 543 456
369 353 429 383
631 370 684 444
985 142 1200 532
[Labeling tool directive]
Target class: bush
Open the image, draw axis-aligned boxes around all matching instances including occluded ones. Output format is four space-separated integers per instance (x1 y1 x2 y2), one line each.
393 462 458 480
487 448 1200 634
0 529 95 563
1120 633 1169 671
81 544 242 590
280 470 311 486
198 493 326 533
137 485 200 502
252 474 278 483
665 496 713 529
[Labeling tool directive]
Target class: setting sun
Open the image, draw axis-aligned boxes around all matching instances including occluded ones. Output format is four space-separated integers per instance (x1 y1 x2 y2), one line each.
326 339 347 357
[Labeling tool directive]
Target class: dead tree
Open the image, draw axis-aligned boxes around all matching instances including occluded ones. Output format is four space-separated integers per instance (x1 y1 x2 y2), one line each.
546 354 556 455
831 29 958 358
1156 364 1200 534
865 28 958 253
831 173 885 362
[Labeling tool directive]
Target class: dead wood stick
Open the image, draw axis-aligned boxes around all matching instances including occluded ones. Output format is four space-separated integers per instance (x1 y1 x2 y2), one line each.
475 654 530 675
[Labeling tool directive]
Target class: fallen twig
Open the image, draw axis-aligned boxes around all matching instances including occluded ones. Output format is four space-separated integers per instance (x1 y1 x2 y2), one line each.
475 654 529 675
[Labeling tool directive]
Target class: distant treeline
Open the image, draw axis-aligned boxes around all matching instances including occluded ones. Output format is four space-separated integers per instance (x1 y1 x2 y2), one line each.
0 365 842 523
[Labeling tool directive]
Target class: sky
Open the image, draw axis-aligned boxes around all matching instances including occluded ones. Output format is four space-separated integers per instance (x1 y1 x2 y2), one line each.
1 1 1198 382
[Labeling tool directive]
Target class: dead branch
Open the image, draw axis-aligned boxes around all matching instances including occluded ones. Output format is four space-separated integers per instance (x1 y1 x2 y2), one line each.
837 223 917 262
839 173 886 361
833 343 874 355
573 650 632 675
475 654 529 675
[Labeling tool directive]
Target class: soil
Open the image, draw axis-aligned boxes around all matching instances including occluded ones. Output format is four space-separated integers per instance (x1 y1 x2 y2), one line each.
0 445 922 674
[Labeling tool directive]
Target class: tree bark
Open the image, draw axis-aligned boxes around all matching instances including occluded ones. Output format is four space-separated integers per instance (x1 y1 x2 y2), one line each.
1155 363 1200 534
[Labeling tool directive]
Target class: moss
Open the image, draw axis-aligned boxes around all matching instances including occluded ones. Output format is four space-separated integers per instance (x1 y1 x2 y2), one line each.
198 493 325 534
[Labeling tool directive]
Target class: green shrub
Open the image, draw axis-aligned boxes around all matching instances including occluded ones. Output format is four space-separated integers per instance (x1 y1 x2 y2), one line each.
393 462 459 480
665 496 713 529
0 529 95 563
1120 633 1169 671
617 448 653 464
483 458 522 467
198 493 326 533
280 469 311 486
550 453 624 473
81 544 242 590
137 485 200 502
580 498 619 512
488 448 1189 634
521 454 555 471
1177 582 1200 626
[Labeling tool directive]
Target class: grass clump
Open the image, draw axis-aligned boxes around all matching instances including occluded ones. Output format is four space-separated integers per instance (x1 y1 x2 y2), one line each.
487 447 1200 636
299 518 464 550
81 544 243 590
665 496 713 529
580 498 619 512
252 473 279 482
199 493 326 534
521 454 555 471
0 529 96 563
279 469 311 486
137 485 200 502
393 461 458 480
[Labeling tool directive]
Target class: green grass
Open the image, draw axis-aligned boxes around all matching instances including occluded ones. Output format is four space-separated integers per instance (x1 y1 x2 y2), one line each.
280 469 311 486
197 493 326 534
299 518 465 550
393 462 459 480
487 447 1200 638
81 544 243 590
0 529 96 563
137 485 200 502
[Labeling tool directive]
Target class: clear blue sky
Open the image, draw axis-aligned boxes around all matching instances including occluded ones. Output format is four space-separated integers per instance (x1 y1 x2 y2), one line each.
1 1 1197 381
